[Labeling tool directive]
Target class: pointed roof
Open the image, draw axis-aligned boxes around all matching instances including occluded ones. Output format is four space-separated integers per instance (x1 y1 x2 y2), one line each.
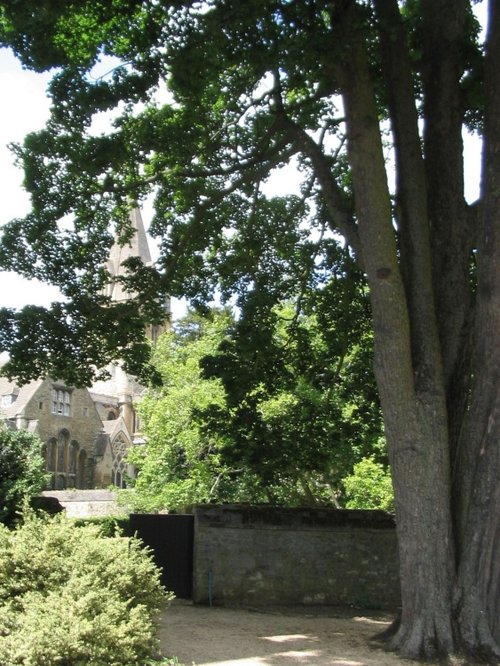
108 208 152 274
0 377 43 419
107 208 152 302
102 415 132 444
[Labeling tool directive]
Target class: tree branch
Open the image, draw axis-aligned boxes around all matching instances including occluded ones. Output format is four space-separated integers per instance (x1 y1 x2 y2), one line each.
277 114 362 264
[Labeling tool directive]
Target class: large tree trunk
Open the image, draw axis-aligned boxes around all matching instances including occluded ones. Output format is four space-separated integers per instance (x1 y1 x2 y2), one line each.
334 3 455 658
421 0 471 396
420 0 475 554
454 1 500 658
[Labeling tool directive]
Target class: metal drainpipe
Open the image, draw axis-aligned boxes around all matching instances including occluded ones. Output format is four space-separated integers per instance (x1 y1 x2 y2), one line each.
208 570 213 607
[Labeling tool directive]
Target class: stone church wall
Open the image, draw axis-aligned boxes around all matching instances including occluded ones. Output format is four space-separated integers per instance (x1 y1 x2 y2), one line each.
26 381 103 489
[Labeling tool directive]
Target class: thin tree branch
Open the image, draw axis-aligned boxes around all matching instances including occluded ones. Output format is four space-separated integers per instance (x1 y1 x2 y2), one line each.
277 114 361 264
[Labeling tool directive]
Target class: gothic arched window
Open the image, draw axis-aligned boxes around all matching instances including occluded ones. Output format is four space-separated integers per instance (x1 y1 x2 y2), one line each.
78 450 87 489
111 435 129 489
47 438 57 472
57 429 70 474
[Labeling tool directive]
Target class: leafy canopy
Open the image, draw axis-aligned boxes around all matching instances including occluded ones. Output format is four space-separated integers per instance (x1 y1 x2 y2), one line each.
1 2 497 659
126 301 385 511
126 308 242 511
343 457 394 512
0 0 385 383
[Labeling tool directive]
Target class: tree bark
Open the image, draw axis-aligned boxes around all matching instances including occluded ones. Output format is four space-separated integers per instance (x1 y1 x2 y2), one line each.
421 0 474 486
333 3 455 658
374 0 444 393
454 1 500 658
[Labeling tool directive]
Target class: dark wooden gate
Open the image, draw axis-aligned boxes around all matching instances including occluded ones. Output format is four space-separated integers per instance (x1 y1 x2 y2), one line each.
129 514 194 599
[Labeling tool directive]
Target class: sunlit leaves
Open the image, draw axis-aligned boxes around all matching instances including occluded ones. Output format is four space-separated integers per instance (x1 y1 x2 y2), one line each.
0 0 483 397
128 303 383 510
198 282 384 502
343 456 394 511
127 309 241 510
0 0 352 383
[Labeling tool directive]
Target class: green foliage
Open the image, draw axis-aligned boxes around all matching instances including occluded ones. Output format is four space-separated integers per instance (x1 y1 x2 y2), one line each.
0 2 496 658
125 300 385 511
0 508 172 666
0 427 48 525
125 308 257 511
0 0 356 383
197 258 385 506
343 456 395 512
0 0 483 391
71 515 131 537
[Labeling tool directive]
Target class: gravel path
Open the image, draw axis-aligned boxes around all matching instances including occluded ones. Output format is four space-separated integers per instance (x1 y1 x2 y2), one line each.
157 601 429 666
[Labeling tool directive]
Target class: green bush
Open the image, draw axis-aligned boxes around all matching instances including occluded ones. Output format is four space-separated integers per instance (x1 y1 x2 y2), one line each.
342 457 395 512
0 509 173 665
72 515 131 537
0 428 48 525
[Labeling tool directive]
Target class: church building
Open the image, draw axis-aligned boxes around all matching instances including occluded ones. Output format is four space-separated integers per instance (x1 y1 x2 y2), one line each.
0 209 169 490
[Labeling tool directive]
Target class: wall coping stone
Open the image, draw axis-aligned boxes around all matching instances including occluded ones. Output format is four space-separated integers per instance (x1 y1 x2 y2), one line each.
41 489 117 502
193 504 396 530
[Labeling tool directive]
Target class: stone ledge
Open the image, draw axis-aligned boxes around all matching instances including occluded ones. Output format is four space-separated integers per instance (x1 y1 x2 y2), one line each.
194 504 396 530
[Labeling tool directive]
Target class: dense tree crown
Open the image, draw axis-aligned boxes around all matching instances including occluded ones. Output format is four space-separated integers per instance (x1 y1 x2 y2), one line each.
0 0 499 661
126 306 386 511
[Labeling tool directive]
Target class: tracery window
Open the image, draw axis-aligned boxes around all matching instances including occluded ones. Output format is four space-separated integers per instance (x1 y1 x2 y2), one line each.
57 439 65 472
69 441 78 474
47 438 57 472
111 435 129 489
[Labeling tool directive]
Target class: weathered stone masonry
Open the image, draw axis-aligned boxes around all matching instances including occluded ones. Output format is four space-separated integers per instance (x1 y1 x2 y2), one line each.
192 505 400 609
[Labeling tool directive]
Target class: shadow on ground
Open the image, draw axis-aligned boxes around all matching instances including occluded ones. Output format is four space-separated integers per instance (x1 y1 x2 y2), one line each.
158 600 428 666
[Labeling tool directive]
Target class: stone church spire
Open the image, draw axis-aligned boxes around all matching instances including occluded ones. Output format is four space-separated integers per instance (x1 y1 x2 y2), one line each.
106 208 152 303
104 204 170 335
94 206 170 440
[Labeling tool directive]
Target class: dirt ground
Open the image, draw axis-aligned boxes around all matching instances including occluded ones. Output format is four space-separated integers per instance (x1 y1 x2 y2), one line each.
158 600 431 666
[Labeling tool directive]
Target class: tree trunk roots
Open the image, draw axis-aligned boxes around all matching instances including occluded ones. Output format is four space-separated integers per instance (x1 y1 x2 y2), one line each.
376 610 500 664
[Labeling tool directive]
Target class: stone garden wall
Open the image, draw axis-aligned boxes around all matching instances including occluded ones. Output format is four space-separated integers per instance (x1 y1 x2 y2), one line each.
192 505 400 609
41 489 125 518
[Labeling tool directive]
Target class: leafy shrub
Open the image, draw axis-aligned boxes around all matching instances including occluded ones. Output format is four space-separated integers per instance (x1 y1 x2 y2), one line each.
0 509 173 665
72 515 131 537
342 457 395 512
0 428 48 524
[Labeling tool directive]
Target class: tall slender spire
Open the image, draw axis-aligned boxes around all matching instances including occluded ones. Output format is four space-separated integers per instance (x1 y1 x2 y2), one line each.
95 205 168 434
106 208 152 302
104 206 171 340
